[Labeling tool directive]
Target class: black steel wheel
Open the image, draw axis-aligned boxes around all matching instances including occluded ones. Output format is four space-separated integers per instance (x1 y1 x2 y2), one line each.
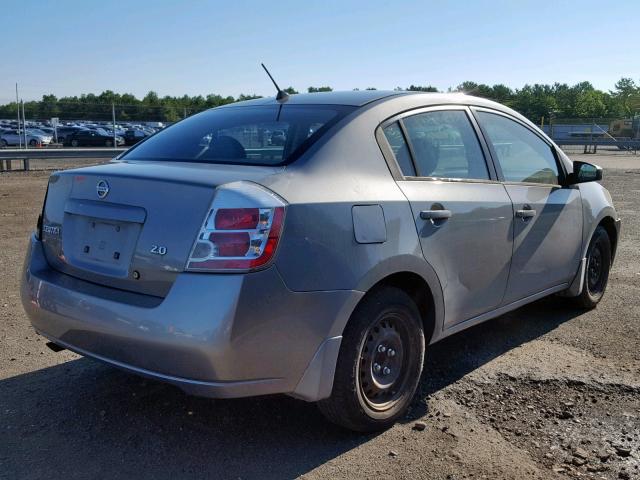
573 226 611 308
318 286 425 432
357 312 413 412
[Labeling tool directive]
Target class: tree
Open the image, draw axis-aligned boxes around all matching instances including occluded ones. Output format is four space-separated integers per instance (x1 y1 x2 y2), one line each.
307 86 333 93
611 77 639 116
1 78 636 124
406 85 439 92
237 94 262 102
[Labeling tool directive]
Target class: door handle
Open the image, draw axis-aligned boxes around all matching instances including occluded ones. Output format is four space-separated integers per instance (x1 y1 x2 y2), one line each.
515 206 536 219
420 209 452 220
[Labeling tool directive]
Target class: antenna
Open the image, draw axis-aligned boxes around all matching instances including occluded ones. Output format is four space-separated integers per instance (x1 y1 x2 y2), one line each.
261 63 289 103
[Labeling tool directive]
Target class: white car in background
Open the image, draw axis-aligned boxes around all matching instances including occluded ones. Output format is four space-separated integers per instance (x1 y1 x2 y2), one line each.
0 129 53 147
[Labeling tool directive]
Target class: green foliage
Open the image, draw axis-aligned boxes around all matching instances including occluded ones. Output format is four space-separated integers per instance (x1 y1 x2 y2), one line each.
2 78 639 123
450 79 640 122
406 85 439 92
307 86 333 93
0 90 253 122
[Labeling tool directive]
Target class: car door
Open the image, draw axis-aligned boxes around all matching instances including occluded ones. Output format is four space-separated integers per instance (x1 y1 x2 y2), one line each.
381 107 514 329
6 130 19 145
473 109 582 304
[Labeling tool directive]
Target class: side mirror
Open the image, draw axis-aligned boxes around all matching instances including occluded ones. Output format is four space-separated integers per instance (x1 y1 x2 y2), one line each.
566 161 602 185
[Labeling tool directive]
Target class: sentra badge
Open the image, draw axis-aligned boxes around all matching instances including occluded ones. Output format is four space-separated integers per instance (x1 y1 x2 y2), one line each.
43 225 60 236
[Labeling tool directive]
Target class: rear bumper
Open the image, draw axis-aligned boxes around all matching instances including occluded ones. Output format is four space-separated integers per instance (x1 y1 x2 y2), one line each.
21 234 362 401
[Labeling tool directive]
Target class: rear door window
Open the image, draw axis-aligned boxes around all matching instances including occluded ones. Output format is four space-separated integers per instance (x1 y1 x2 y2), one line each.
382 122 416 176
401 110 489 180
122 105 355 166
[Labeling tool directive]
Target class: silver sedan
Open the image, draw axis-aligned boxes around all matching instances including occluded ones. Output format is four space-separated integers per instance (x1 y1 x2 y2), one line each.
21 91 620 431
0 129 52 147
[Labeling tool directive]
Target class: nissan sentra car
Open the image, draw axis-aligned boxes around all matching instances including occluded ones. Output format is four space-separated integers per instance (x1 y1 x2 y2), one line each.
21 90 620 431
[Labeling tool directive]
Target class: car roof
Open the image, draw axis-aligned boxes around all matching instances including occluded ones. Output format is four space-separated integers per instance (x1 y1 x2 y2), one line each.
221 90 412 107
217 90 524 115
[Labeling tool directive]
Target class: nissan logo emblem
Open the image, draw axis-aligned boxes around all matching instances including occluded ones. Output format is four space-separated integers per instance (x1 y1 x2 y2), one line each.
96 180 110 199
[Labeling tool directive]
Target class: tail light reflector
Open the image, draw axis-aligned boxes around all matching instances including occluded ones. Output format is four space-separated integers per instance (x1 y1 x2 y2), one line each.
186 182 286 272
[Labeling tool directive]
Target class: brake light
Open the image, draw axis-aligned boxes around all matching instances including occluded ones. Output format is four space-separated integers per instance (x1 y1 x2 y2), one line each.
186 182 286 272
214 208 259 230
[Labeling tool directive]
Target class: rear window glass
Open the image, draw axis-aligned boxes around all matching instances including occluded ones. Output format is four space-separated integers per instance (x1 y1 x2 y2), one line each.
121 104 355 166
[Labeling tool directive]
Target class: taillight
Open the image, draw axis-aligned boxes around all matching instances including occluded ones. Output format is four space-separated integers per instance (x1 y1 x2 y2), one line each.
186 182 286 272
214 208 259 230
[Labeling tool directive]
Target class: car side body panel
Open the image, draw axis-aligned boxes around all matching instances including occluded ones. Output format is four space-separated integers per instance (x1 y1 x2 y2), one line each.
577 181 619 259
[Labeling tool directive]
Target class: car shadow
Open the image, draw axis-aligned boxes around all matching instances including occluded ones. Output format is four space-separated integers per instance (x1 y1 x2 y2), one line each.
0 296 583 479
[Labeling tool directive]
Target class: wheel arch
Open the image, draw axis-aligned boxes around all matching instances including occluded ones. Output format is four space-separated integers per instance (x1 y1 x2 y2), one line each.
598 215 619 261
351 256 445 346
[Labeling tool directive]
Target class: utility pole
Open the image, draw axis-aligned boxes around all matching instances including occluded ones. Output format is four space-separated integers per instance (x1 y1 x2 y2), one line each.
21 101 27 148
183 107 187 119
112 103 117 150
15 83 22 149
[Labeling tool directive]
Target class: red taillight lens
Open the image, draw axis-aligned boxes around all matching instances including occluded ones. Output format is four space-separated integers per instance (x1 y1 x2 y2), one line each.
214 208 259 230
209 232 250 257
187 205 285 271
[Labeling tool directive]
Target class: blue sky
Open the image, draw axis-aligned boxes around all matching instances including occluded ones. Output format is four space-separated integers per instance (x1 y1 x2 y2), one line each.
2 0 638 103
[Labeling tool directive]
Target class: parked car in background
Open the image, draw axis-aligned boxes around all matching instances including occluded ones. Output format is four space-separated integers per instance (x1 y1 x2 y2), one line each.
0 129 52 147
270 129 286 145
56 126 88 143
21 91 620 431
123 128 151 145
35 127 56 136
63 130 124 147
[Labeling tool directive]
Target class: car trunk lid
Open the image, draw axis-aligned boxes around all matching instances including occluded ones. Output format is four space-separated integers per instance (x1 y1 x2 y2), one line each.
40 160 281 297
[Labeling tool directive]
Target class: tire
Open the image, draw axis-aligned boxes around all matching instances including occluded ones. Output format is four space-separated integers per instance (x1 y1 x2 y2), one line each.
0 139 7 147
318 286 425 432
105 139 113 147
29 139 38 147
572 226 612 309
71 139 79 147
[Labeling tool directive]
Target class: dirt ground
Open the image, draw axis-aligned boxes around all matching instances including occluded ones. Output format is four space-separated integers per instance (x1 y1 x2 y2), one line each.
0 153 638 480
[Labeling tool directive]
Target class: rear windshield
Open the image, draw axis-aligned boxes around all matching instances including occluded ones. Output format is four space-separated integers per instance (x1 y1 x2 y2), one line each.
121 104 355 166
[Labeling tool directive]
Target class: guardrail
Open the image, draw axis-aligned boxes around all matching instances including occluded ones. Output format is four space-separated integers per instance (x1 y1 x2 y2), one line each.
0 148 127 171
553 139 640 153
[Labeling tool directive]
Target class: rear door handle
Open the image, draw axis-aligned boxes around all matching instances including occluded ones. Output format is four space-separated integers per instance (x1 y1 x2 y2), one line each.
515 206 536 218
420 209 452 220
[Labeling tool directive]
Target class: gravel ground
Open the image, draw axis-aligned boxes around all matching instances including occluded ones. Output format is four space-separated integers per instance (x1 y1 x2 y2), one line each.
0 153 638 480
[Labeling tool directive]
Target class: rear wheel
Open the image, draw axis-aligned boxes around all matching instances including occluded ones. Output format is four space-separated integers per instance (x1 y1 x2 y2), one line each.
71 139 79 147
572 226 611 309
29 139 38 147
105 139 113 147
318 286 425 432
0 139 7 147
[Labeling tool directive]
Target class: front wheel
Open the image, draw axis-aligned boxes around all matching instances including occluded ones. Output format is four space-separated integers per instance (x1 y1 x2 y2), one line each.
318 286 425 432
105 139 113 147
71 139 79 147
572 226 612 309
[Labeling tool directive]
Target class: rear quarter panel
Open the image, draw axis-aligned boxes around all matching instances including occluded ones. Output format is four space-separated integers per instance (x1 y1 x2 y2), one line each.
260 105 446 339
